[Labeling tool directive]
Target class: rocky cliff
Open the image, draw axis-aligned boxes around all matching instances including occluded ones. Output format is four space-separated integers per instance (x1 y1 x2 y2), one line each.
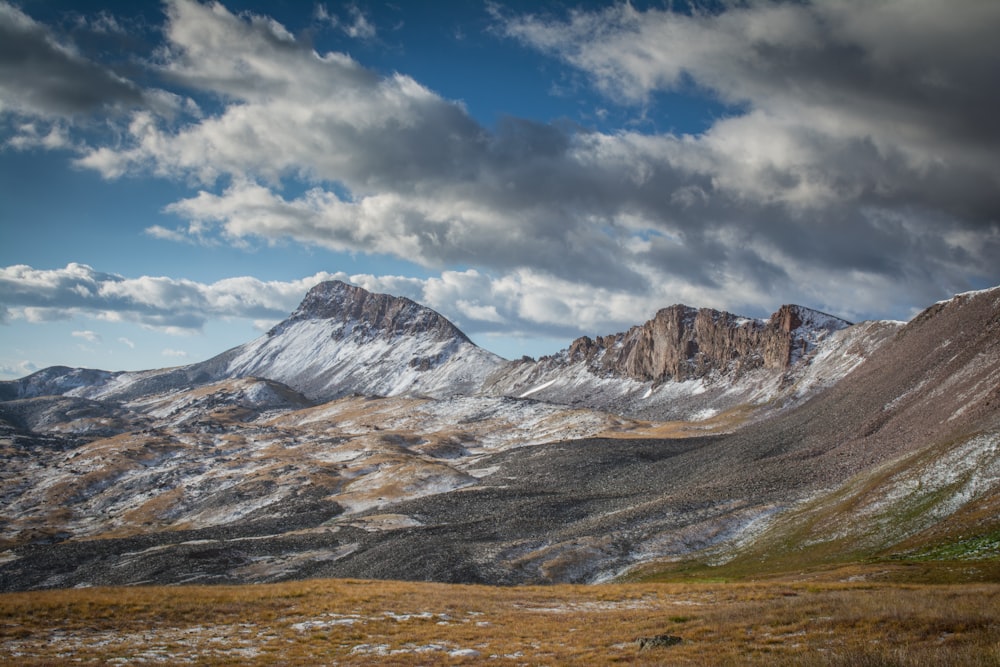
566 304 850 383
483 302 857 419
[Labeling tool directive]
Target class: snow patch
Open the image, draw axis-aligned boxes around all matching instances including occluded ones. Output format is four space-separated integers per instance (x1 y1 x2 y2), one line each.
518 378 557 398
687 408 718 421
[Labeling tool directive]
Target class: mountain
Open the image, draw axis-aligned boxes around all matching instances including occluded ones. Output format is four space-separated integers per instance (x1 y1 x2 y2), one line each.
212 280 504 401
0 280 505 404
484 302 891 420
0 284 997 590
0 280 877 416
722 287 1000 567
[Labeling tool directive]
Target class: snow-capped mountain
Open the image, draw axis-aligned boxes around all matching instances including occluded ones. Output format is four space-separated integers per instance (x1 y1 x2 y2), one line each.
1 280 877 415
1 280 506 404
212 280 505 401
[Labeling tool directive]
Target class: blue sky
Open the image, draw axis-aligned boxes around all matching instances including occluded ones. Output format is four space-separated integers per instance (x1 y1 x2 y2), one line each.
2 0 999 379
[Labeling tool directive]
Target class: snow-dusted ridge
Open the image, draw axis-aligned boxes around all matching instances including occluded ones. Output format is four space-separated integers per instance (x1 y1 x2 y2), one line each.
482 302 865 420
1 283 1000 588
208 280 507 402
1 280 879 418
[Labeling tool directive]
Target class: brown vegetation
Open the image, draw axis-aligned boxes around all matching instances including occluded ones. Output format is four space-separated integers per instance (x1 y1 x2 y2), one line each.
1 569 999 665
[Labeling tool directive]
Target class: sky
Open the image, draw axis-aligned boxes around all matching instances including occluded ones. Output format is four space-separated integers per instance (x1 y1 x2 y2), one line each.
1 0 999 379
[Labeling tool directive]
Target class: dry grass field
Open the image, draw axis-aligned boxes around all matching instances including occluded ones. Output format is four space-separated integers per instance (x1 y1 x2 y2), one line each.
2 565 999 666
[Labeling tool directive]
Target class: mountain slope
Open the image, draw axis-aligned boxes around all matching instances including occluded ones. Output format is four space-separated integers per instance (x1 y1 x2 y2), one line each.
628 286 1000 578
483 303 879 420
0 281 506 405
316 287 1000 584
0 285 997 589
216 281 505 401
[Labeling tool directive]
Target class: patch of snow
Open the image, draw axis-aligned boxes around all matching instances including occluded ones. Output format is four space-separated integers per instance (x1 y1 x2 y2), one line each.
351 644 390 656
794 320 900 398
846 432 1000 546
450 649 481 657
518 378 557 398
687 408 718 421
937 284 1000 305
348 514 423 531
466 465 500 478
292 617 360 631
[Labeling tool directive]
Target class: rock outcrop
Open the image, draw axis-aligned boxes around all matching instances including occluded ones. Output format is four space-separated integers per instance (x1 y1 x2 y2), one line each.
481 302 857 420
564 304 850 384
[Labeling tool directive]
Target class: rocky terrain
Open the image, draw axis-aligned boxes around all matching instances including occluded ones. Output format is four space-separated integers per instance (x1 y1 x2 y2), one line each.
481 302 891 420
0 282 998 590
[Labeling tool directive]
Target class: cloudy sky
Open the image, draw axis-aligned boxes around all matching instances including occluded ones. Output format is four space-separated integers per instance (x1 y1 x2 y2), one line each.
2 0 998 378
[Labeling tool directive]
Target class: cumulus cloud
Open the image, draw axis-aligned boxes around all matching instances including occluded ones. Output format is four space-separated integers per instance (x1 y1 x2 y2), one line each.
0 1 144 117
0 360 37 377
4 0 999 342
498 1 1000 221
0 263 342 333
0 262 671 349
71 330 101 343
4 121 75 151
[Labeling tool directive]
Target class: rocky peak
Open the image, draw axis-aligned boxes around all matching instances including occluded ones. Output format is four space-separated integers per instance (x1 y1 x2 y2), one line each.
279 280 471 344
563 303 850 383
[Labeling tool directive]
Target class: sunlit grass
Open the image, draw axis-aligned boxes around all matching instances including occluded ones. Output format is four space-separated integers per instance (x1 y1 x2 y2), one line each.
2 570 998 665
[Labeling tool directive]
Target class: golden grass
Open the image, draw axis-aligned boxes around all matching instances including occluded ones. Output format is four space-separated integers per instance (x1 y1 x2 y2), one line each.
2 571 998 665
598 404 756 440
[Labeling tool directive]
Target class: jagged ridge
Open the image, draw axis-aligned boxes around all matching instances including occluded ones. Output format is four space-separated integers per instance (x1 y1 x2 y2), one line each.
482 302 857 420
565 303 850 383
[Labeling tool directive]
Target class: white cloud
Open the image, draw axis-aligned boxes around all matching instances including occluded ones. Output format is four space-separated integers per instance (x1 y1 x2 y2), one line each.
3 0 998 342
71 329 101 343
315 4 376 39
0 360 37 379
67 0 990 319
252 319 279 332
4 121 75 151
73 10 127 35
499 0 1000 200
161 348 188 358
0 263 342 333
144 224 200 245
118 336 135 349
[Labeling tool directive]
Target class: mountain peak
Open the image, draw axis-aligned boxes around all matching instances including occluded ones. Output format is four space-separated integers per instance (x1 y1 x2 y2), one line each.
283 280 471 345
225 280 500 401
293 280 389 319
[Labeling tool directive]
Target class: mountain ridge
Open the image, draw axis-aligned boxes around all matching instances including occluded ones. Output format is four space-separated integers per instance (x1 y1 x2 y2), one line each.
1 282 863 415
279 279 474 345
218 280 502 401
0 284 998 589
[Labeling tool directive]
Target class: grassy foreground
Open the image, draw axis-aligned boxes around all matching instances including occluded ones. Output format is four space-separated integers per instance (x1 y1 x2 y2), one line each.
2 568 999 666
